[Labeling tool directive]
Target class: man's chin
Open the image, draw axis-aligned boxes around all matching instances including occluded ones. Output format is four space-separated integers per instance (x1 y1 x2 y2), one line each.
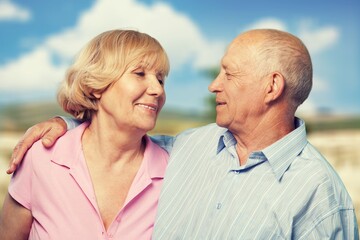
215 118 227 128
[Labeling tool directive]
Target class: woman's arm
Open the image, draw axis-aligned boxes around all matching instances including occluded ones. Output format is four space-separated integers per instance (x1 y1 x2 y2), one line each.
0 193 33 239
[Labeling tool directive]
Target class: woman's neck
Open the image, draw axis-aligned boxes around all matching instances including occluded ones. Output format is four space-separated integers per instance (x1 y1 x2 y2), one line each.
82 117 146 167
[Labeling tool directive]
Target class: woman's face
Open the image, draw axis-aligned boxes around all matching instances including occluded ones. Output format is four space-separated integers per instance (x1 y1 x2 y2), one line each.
95 63 166 134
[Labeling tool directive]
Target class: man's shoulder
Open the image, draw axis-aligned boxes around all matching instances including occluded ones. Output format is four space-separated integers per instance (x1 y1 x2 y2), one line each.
169 123 226 152
299 142 355 208
150 123 225 153
177 123 225 139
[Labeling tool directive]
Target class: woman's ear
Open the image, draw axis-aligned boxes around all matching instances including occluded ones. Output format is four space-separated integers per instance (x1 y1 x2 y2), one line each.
93 92 101 99
265 72 285 103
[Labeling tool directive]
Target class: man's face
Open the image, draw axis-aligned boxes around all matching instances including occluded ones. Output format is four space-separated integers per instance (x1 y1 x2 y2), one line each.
208 38 267 132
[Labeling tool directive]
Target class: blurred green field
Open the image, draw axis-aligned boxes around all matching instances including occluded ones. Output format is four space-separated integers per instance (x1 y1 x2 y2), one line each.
0 101 213 135
1 101 360 134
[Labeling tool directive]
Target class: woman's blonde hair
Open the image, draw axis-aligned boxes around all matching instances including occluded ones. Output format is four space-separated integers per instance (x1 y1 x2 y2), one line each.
57 29 170 121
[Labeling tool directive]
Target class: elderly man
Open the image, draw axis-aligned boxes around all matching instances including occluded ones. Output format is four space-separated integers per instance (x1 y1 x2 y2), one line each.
7 29 359 239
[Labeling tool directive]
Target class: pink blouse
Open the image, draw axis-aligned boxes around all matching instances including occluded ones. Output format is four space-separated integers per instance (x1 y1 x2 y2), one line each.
9 122 168 240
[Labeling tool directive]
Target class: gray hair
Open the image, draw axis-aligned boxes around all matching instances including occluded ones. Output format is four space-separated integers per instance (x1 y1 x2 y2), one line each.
252 29 313 107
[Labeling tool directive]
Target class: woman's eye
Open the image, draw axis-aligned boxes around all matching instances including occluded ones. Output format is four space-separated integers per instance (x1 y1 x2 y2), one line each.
158 79 164 85
135 72 145 77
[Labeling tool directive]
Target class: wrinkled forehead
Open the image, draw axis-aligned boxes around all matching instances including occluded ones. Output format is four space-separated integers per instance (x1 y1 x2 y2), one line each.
221 43 252 70
220 52 235 70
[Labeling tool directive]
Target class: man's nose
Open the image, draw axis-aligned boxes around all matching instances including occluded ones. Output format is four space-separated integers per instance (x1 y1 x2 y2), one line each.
208 73 223 93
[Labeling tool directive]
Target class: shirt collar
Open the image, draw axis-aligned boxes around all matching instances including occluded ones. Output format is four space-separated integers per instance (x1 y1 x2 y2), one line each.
217 129 236 154
51 123 168 179
51 122 88 169
262 117 308 181
216 117 308 181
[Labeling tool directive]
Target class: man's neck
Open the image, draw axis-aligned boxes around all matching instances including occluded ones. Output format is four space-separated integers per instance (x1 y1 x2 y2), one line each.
232 115 295 165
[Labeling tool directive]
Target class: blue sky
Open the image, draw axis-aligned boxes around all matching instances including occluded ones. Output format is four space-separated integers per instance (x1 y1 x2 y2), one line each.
0 0 359 115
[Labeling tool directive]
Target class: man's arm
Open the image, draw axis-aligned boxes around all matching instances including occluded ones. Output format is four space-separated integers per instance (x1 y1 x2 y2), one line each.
150 135 176 154
7 117 69 174
0 193 33 239
299 210 359 240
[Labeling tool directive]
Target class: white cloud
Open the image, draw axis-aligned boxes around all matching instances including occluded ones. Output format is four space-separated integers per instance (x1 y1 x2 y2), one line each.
0 1 30 22
312 76 329 92
243 18 288 32
298 20 339 54
242 18 339 56
0 0 225 92
294 76 330 116
296 99 317 116
45 0 226 68
0 46 67 90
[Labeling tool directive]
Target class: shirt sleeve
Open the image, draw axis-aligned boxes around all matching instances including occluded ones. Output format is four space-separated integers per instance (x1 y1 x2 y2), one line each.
57 116 83 130
150 135 175 153
151 126 201 154
8 146 34 210
299 209 359 240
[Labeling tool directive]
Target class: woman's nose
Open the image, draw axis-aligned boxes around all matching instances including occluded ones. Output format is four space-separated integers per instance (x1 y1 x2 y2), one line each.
148 75 164 96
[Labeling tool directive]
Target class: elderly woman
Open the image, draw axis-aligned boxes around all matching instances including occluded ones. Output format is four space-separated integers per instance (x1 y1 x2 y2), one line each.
0 30 169 239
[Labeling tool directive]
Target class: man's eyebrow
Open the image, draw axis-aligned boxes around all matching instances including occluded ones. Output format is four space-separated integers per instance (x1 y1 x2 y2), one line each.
221 61 228 70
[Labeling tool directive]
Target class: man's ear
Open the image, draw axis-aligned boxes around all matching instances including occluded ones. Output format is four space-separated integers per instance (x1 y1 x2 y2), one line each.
265 72 285 103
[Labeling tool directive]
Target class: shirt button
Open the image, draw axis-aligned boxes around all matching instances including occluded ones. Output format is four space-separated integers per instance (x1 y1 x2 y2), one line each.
216 203 222 209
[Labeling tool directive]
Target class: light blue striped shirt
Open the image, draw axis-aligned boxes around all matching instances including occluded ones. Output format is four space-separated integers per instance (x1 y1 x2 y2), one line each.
151 118 359 239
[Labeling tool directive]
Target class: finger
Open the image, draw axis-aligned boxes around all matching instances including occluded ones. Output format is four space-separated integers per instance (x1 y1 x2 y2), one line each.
7 117 68 174
41 126 66 148
7 127 41 174
6 162 17 174
41 117 68 148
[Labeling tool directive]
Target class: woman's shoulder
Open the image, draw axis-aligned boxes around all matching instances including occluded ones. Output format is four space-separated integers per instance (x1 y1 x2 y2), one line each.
26 122 88 170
